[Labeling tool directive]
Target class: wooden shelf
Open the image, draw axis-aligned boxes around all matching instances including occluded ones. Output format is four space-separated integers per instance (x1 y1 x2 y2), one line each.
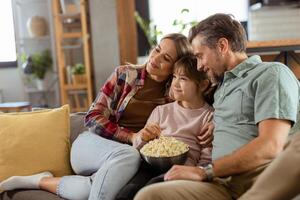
247 39 300 49
52 0 93 112
64 84 87 90
59 13 81 19
62 32 82 39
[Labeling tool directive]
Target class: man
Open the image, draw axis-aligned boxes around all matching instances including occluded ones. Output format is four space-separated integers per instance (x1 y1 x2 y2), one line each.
239 132 300 200
134 13 300 200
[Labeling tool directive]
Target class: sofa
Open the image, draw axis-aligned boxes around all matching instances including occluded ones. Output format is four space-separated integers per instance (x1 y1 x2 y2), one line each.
1 111 300 200
0 112 87 200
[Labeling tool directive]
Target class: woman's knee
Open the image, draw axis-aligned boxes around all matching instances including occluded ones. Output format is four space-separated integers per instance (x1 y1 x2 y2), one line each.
70 132 111 175
113 145 141 165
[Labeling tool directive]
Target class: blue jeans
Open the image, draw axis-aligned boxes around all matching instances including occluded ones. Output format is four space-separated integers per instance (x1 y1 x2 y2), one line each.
57 131 141 200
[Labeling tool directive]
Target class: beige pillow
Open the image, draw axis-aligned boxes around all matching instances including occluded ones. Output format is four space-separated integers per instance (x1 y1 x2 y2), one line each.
0 105 72 181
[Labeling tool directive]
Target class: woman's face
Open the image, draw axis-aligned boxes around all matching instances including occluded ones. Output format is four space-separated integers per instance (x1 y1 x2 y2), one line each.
146 38 178 82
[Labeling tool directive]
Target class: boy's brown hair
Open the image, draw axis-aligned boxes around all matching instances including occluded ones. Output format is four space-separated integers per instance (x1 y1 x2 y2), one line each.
173 55 216 105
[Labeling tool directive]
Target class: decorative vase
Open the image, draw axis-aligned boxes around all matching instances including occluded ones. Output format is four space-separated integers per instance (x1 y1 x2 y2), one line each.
72 74 86 84
27 16 47 38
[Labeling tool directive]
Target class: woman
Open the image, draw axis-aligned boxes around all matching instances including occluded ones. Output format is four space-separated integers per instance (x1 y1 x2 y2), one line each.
0 33 194 200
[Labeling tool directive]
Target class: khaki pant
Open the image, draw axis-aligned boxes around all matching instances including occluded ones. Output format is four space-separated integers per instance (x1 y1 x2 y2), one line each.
134 163 268 200
239 133 300 200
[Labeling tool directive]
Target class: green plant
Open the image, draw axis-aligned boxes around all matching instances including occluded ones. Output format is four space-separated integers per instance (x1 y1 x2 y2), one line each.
134 11 162 47
21 49 52 79
72 63 85 75
172 9 198 33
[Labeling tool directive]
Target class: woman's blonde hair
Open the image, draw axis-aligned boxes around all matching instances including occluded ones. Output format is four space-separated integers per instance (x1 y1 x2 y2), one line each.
161 33 193 61
134 33 192 68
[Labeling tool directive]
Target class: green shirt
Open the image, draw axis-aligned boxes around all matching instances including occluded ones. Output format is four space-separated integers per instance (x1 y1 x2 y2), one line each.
212 55 300 160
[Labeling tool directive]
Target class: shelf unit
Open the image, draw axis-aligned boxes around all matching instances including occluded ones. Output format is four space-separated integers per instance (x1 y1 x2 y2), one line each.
52 0 93 112
12 0 59 108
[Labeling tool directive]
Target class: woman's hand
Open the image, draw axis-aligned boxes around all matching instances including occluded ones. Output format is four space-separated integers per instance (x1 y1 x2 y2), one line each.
198 119 214 147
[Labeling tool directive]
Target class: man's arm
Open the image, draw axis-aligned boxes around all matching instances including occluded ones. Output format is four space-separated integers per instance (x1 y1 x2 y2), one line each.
213 118 290 177
164 118 291 181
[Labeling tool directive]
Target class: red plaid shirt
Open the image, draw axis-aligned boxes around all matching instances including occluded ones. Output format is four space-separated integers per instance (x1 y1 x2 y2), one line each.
84 65 170 143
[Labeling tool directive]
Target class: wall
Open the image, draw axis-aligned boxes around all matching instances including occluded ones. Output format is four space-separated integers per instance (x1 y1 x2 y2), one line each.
0 67 25 102
249 5 300 40
89 0 120 94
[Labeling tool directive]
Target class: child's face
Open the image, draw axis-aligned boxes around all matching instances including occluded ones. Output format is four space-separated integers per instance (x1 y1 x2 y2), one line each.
171 68 201 103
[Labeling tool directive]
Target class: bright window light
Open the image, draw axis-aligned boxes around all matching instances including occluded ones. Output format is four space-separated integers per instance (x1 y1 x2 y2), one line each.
149 0 248 40
0 1 17 62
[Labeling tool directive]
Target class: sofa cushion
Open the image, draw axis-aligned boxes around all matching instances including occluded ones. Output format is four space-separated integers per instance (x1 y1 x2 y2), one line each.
0 105 72 182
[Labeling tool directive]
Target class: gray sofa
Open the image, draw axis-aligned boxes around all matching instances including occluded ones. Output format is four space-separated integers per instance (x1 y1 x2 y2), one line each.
1 113 300 200
0 113 87 200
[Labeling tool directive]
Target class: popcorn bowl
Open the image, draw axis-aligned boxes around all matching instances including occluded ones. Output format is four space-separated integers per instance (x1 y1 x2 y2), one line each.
141 149 189 172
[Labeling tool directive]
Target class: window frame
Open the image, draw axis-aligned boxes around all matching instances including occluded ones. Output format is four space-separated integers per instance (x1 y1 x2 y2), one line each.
0 0 17 69
0 61 17 68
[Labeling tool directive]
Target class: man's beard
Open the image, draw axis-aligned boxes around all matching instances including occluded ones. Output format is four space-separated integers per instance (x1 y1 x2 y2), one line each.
214 74 224 84
206 70 223 85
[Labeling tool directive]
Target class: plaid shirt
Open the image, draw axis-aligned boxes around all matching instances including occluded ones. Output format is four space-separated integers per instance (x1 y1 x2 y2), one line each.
84 65 170 143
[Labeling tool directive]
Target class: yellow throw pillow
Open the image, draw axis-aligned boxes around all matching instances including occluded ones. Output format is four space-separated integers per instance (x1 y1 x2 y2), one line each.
0 105 72 181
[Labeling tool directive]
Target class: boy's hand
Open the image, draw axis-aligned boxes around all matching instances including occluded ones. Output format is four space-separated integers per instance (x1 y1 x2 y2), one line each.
139 123 161 142
131 123 161 146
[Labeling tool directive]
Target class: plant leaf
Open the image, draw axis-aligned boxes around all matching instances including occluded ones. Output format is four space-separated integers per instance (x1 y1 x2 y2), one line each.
181 8 189 13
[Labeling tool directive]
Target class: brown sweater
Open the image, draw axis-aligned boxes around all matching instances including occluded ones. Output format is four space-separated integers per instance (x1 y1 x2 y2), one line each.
118 75 168 132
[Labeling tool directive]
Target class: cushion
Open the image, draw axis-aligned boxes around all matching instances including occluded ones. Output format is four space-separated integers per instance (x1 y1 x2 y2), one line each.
0 105 72 182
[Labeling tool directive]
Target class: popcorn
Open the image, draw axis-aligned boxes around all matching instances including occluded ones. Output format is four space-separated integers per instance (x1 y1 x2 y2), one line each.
140 136 189 157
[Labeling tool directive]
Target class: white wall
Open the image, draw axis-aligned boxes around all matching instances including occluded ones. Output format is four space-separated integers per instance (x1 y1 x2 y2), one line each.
0 67 25 102
149 0 249 38
249 5 300 40
89 0 120 93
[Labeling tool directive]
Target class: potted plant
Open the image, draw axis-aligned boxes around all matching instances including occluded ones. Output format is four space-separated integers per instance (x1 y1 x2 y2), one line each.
71 63 86 84
21 49 52 90
134 11 162 48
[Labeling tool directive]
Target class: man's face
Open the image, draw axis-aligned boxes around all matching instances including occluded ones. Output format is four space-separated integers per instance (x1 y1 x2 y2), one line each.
191 35 226 83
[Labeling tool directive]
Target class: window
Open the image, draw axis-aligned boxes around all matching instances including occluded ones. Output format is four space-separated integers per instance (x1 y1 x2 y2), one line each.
149 0 249 40
0 1 17 68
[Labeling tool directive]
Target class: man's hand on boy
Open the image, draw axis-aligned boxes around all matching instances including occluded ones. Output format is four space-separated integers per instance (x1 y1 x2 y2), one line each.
198 116 214 147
